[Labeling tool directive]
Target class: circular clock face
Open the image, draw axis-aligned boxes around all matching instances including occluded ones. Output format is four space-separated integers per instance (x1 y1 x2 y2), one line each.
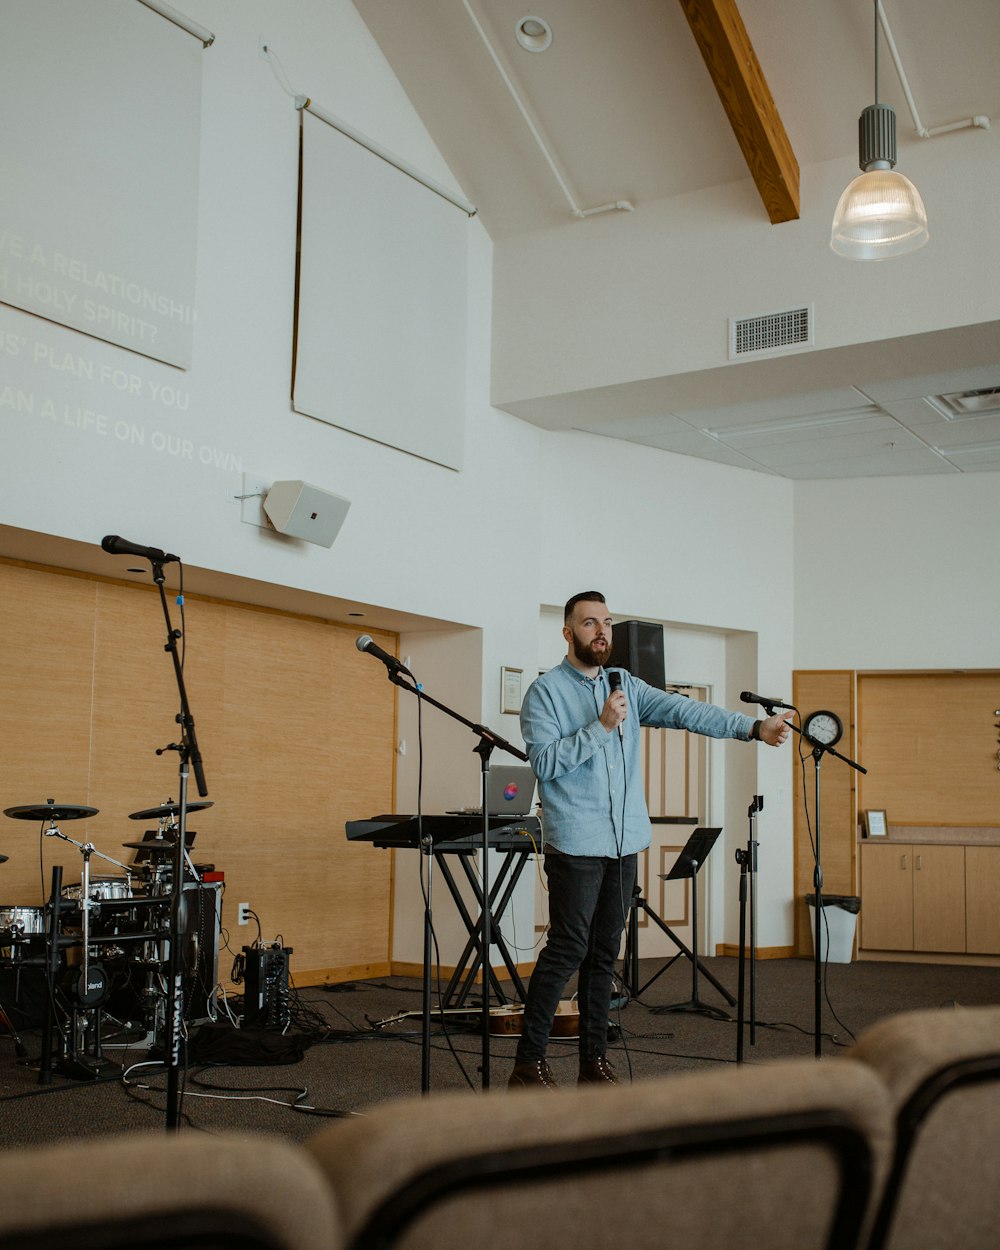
804 709 843 746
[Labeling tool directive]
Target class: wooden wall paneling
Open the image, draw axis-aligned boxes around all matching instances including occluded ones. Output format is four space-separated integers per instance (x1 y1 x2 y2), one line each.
791 671 857 957
0 560 398 987
213 607 395 980
87 581 221 890
857 673 1000 824
0 563 100 903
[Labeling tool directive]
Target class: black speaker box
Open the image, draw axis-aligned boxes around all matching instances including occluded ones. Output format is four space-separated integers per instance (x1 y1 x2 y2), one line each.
182 882 221 1023
611 620 665 688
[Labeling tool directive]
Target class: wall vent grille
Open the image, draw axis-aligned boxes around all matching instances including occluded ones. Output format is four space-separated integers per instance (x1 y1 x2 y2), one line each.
729 306 813 360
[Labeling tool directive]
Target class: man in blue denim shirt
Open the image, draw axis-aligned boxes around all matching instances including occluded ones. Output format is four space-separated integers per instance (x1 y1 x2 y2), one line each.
509 591 791 1089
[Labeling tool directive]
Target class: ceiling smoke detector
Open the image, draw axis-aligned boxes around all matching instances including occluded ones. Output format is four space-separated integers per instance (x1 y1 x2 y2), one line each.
515 15 552 52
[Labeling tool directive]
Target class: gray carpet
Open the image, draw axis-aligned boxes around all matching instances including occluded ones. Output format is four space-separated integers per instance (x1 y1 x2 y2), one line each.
2 956 998 1149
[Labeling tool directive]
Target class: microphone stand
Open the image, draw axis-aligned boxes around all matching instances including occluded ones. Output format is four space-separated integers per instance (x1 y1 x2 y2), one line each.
142 554 208 1129
735 794 762 1065
382 666 527 1092
756 699 865 1056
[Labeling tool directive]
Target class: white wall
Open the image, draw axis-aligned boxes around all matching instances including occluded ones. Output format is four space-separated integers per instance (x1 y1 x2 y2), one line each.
793 473 1000 670
491 125 1000 406
529 437 796 955
0 0 801 958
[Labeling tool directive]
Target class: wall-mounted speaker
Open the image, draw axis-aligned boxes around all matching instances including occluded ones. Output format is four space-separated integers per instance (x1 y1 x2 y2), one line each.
611 619 665 688
263 480 351 548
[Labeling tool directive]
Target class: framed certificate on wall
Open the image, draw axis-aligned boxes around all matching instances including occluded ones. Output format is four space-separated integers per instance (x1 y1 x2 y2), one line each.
863 809 888 838
501 666 523 715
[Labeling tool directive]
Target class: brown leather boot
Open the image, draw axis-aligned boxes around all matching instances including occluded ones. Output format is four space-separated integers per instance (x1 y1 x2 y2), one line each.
508 1057 558 1090
578 1055 619 1085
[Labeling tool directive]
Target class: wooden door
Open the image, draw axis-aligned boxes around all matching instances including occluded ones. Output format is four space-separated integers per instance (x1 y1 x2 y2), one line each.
636 691 707 957
860 843 913 951
966 846 1000 954
912 844 966 953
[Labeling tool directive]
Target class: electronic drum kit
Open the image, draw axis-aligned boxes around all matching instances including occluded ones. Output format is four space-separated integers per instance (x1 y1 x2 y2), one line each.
0 798 213 1074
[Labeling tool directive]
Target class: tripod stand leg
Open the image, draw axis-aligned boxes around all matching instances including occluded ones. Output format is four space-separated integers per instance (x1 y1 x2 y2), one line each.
641 924 733 1006
0 999 27 1058
653 866 733 1021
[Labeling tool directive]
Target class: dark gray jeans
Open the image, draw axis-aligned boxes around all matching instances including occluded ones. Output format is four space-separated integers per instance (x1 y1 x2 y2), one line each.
516 851 637 1062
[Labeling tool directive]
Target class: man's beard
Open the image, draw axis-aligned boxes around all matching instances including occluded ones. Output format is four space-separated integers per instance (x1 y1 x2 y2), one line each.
570 629 612 669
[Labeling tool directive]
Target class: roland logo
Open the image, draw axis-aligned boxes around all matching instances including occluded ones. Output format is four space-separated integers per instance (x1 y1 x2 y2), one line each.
87 974 103 991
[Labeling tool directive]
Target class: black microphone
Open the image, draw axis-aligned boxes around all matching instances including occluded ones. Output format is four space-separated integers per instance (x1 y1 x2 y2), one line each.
356 635 412 676
608 669 624 737
101 535 180 564
740 691 796 711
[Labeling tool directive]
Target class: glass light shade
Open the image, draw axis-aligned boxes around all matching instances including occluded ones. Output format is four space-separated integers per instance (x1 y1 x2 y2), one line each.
830 169 929 260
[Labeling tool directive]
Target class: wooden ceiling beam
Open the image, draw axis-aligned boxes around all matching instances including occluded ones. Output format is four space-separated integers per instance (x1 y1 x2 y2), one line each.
677 0 800 223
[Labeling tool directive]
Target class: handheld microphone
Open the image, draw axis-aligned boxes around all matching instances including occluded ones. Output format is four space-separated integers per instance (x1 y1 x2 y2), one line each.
356 635 412 676
101 535 180 564
608 669 624 737
740 691 796 711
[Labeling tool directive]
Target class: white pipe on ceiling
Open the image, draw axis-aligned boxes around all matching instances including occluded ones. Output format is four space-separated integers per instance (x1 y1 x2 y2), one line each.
877 2 990 138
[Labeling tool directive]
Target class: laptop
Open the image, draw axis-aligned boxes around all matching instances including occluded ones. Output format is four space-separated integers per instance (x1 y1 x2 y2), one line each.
452 764 537 817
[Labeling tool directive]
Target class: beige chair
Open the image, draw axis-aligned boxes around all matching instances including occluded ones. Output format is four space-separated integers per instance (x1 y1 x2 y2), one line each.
850 1004 1000 1250
0 1129 341 1250
305 1058 893 1250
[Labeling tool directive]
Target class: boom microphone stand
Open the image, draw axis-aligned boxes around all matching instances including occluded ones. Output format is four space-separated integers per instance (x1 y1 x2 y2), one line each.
104 541 207 1129
373 659 527 1092
750 696 865 1057
150 554 207 1128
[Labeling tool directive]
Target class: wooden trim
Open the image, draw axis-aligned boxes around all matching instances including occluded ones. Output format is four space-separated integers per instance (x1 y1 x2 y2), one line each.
291 962 393 987
389 960 537 982
677 0 799 223
858 951 1000 968
715 944 795 960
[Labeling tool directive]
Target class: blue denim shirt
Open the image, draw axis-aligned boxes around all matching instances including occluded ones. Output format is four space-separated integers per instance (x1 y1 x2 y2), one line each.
520 658 754 857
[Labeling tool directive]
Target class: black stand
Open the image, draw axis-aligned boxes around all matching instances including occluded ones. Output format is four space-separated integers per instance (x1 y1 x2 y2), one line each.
439 846 531 1008
128 554 208 1128
647 827 731 1019
735 795 762 1064
41 822 133 1079
752 699 865 1057
38 865 63 1085
622 828 735 1012
381 666 527 1093
802 734 865 1056
0 999 26 1059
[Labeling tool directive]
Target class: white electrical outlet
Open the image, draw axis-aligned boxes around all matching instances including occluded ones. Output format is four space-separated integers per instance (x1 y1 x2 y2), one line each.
240 473 272 528
238 902 251 926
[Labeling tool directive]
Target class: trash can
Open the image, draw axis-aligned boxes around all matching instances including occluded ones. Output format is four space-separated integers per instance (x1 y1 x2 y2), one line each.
805 894 860 964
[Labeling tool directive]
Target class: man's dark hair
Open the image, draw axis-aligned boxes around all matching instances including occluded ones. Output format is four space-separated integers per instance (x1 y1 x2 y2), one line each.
564 591 606 622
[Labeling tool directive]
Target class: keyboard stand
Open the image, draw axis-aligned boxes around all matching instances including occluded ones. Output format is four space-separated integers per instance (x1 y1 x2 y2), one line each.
438 845 531 1008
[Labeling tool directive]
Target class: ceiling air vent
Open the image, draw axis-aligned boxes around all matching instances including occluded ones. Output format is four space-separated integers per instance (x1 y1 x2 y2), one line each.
927 387 1000 419
729 305 813 361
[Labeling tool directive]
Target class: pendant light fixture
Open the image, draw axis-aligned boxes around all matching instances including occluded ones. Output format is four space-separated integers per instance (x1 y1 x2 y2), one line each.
831 1 928 260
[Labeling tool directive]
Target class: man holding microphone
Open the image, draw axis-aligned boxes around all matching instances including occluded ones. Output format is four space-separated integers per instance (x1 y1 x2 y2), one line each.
509 591 791 1089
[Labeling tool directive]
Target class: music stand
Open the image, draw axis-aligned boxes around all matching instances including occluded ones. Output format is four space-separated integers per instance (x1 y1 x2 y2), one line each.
649 826 731 1020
